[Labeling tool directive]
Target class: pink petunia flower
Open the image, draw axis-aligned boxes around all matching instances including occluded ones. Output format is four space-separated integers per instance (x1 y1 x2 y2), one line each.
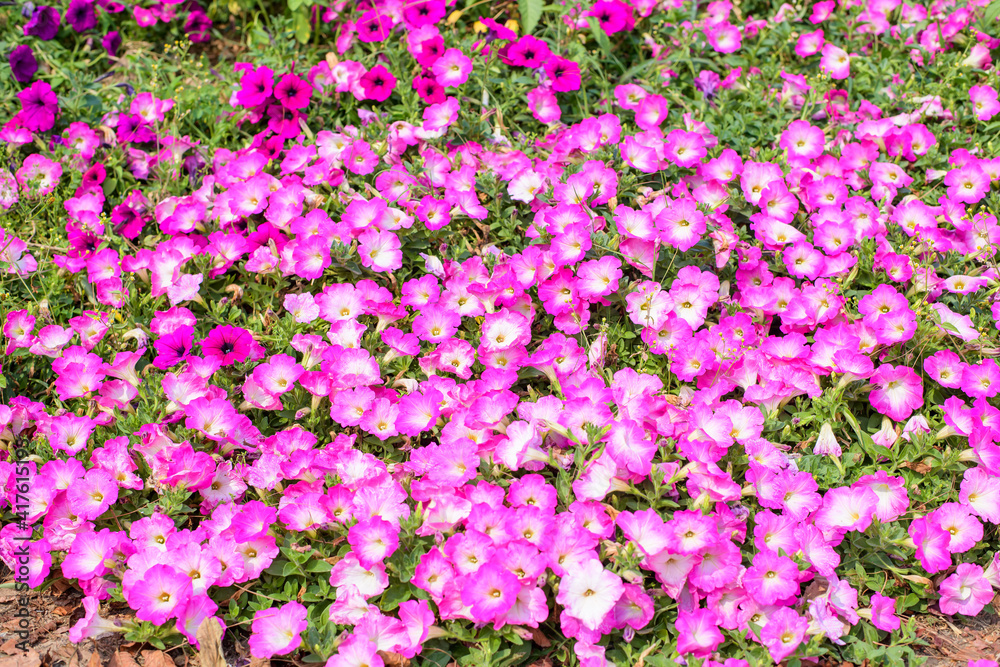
869 364 923 422
970 85 1000 121
249 602 309 658
555 558 624 630
761 607 808 662
127 565 192 626
869 593 901 632
675 608 724 657
432 48 473 88
820 43 850 79
938 563 994 616
460 562 520 622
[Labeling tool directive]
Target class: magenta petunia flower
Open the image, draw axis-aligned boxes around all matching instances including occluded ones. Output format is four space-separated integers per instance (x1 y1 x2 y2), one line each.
201 324 257 366
820 43 850 79
970 85 999 121
402 0 446 28
545 57 581 92
356 9 392 42
675 608 724 657
358 228 402 272
432 48 472 88
68 596 123 643
505 35 551 68
586 0 635 34
945 163 990 203
274 73 313 110
413 75 446 104
360 65 396 102
236 65 274 108
908 514 952 573
527 87 561 124
705 23 742 54
743 551 800 605
347 517 399 569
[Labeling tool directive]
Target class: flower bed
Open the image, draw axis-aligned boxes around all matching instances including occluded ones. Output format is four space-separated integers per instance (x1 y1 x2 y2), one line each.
2 0 1000 665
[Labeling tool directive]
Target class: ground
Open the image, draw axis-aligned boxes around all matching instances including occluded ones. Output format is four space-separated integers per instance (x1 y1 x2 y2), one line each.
2 576 998 667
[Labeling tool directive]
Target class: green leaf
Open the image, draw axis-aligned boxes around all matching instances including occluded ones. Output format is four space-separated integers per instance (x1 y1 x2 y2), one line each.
305 559 333 573
379 583 411 611
619 58 657 83
983 0 1000 28
519 0 543 35
939 321 960 334
264 559 289 576
587 17 612 55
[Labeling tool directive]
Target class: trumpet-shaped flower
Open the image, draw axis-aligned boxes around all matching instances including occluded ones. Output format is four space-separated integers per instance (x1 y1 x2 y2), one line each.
249 602 309 658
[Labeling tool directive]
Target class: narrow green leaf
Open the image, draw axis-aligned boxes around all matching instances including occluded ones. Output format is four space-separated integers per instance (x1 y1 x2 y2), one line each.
984 0 1000 27
587 17 612 55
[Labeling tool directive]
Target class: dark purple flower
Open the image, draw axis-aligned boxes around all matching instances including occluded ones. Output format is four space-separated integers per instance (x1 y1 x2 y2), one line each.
23 5 60 40
9 45 38 83
184 10 211 43
17 80 58 132
102 30 121 56
183 153 205 188
694 70 721 99
65 0 97 32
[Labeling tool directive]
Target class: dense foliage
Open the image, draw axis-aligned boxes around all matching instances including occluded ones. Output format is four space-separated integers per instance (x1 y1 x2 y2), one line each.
2 0 1000 665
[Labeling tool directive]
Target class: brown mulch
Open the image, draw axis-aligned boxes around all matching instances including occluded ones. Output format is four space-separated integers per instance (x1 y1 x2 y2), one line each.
911 601 1000 667
1 580 145 667
0 581 234 667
